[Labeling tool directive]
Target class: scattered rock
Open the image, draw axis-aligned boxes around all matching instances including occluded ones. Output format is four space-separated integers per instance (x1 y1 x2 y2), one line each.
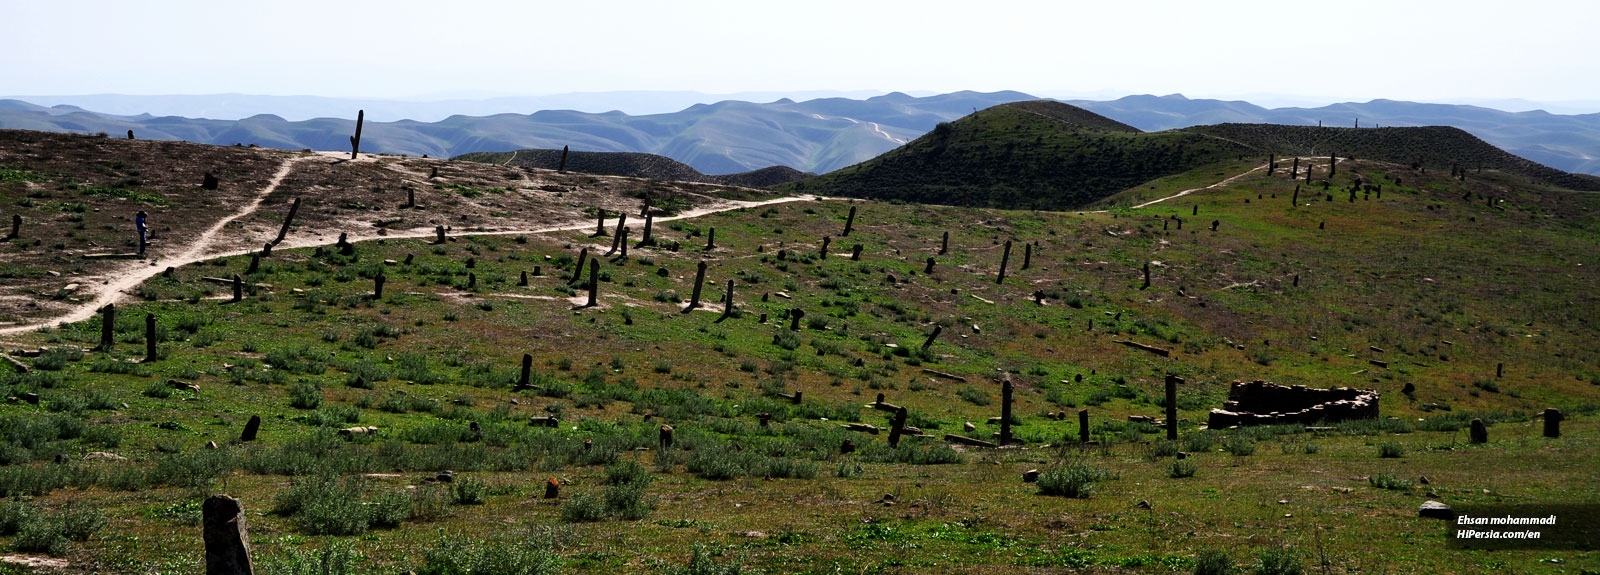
1022 469 1040 483
1418 500 1453 520
84 452 126 462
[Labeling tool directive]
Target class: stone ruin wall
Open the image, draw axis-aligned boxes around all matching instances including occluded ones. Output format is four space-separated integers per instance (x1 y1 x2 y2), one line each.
1207 380 1380 428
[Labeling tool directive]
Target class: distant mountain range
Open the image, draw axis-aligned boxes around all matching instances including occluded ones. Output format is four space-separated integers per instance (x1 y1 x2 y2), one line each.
2 92 1597 177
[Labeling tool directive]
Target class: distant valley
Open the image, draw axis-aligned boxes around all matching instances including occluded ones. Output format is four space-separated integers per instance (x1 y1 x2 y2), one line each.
2 91 1597 177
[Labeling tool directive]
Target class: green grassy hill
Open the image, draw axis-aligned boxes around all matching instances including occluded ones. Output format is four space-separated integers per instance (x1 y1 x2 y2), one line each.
1184 123 1600 191
783 101 1254 209
1 131 1598 573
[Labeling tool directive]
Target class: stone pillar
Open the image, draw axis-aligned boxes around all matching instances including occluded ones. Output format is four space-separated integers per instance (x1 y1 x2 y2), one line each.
1078 409 1089 443
241 415 261 442
1469 418 1488 444
996 240 1011 284
939 231 948 255
145 313 157 363
202 495 254 575
1000 375 1014 445
843 205 857 237
1544 408 1562 439
683 261 706 313
99 303 115 352
1165 375 1183 440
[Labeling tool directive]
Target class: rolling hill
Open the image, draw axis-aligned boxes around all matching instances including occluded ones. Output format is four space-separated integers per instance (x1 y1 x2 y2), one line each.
783 101 1254 209
788 101 1600 210
1183 124 1600 191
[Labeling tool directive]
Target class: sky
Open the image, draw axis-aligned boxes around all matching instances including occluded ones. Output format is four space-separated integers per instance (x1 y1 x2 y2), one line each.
4 0 1598 110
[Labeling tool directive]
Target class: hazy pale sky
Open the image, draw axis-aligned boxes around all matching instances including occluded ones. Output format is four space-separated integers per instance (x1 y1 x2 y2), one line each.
4 0 1596 104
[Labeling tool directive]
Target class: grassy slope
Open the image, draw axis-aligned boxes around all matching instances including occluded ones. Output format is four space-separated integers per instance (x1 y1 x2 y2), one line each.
0 143 1598 572
1184 124 1600 192
784 101 1253 210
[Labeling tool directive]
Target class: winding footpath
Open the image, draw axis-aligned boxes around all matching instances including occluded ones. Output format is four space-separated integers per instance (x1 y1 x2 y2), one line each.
0 154 815 337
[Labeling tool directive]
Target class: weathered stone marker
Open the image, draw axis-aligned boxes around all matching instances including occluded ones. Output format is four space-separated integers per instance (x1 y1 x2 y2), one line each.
618 227 630 258
996 240 1012 284
1165 375 1184 440
1496 363 1504 378
659 424 674 450
840 438 855 455
570 248 589 286
1079 409 1090 443
819 236 831 260
518 270 529 286
1544 408 1563 438
999 375 1015 445
145 313 157 363
593 209 608 237
683 261 707 313
638 213 655 247
925 257 936 274
517 354 533 390
202 172 220 191
434 225 446 244
558 145 570 173
922 325 942 351
789 308 805 331
1293 274 1300 287
8 214 20 239
843 205 857 236
585 260 599 307
246 253 260 275
99 303 116 352
1022 243 1032 270
273 198 300 245
939 231 949 255
851 244 863 261
406 188 416 208
127 129 135 140
231 275 242 302
544 478 560 499
467 272 476 289
1142 262 1151 290
1192 204 1198 216
203 495 254 575
373 274 385 299
705 227 716 251
718 280 736 320
349 109 364 159
465 257 474 269
1469 418 1488 444
241 415 261 442
887 407 908 448
1210 220 1219 232
1292 157 1299 177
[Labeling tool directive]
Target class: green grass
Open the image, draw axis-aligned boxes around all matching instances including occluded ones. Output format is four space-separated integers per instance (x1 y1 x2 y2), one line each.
0 147 1597 573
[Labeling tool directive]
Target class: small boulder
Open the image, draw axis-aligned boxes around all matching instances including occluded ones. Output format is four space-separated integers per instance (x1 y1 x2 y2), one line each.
1418 500 1453 520
1021 469 1040 483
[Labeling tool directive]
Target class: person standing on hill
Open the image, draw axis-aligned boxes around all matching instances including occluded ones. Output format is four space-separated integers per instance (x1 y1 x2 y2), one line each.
136 210 148 254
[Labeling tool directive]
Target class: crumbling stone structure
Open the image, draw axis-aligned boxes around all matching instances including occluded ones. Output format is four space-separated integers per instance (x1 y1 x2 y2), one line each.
1207 380 1378 428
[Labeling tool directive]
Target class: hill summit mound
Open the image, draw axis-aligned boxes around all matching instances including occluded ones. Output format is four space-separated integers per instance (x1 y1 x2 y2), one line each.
783 100 1248 209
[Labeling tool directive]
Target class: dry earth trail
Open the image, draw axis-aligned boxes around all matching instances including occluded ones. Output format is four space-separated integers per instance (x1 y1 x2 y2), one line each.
0 154 816 337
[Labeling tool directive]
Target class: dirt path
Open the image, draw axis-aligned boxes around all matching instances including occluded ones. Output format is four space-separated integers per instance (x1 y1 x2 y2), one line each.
1124 157 1340 210
0 164 818 337
0 156 311 336
1127 162 1270 209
